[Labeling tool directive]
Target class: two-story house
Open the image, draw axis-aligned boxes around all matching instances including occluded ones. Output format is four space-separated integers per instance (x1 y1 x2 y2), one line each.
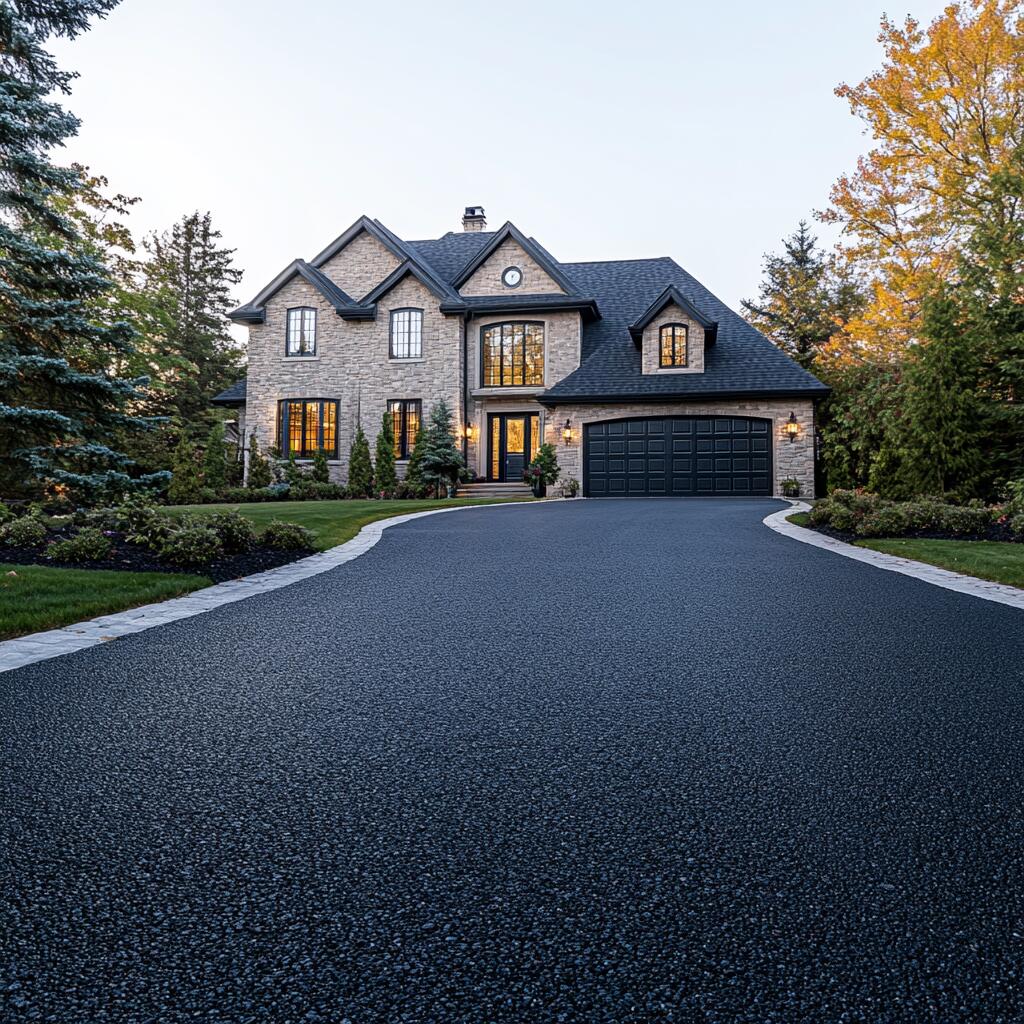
214 208 827 497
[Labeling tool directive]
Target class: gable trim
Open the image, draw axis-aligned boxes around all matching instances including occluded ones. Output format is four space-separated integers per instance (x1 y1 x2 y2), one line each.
451 221 578 294
362 260 466 310
227 259 363 323
628 285 718 346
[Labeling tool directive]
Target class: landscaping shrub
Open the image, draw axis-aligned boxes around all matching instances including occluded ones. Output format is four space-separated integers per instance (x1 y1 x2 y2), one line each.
168 436 202 505
160 526 224 567
205 510 256 553
220 487 252 504
394 479 431 499
290 481 345 501
935 504 991 537
311 448 330 484
247 433 273 489
0 504 13 525
46 527 114 563
854 503 912 538
0 516 47 548
260 519 315 551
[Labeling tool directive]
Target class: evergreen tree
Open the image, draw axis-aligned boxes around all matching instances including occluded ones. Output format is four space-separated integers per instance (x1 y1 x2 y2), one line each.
202 420 227 492
374 411 397 494
0 0 167 501
138 211 243 435
404 423 426 491
167 435 201 504
246 432 272 488
311 447 329 484
420 399 465 497
348 425 374 497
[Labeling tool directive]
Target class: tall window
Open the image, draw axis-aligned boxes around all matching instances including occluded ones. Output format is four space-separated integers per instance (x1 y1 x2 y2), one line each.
388 399 421 459
390 309 423 359
286 307 317 356
659 324 688 367
276 399 338 458
481 322 545 387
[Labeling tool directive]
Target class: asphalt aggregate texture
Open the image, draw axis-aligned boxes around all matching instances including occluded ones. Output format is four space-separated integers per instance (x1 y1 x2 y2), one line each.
4 498 1024 1023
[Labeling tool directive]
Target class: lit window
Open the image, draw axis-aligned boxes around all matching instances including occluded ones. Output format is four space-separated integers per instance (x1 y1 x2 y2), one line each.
388 399 421 459
286 307 317 356
659 324 688 367
481 322 544 386
390 309 423 359
276 399 338 458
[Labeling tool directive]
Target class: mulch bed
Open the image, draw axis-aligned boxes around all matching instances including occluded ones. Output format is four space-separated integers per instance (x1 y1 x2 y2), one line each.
798 518 1021 545
0 531 315 584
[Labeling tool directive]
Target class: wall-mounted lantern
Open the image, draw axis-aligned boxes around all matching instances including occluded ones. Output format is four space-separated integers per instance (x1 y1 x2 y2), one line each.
465 423 475 441
563 419 573 444
785 411 800 443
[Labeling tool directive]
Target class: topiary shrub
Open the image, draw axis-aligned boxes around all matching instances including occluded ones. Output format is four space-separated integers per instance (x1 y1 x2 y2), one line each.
205 510 256 553
46 527 114 563
0 516 47 547
260 519 315 551
160 526 224 567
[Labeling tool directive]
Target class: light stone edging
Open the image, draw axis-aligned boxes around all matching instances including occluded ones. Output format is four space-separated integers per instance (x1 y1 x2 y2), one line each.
765 502 1024 612
0 500 559 675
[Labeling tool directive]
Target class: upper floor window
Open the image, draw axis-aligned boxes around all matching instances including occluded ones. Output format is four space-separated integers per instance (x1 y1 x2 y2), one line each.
286 307 316 357
659 324 688 368
276 398 338 458
481 322 544 387
388 399 421 459
390 309 423 359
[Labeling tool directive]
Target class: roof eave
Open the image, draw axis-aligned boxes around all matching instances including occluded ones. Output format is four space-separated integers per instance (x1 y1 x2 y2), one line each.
464 298 601 321
537 385 831 408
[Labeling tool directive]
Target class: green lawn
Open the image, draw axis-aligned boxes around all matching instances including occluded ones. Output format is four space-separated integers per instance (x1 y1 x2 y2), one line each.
167 497 534 550
0 564 209 641
857 538 1024 589
787 511 811 527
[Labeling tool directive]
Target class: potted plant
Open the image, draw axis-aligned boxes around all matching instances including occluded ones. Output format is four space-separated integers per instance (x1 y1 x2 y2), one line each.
524 444 560 498
524 464 545 497
781 478 801 498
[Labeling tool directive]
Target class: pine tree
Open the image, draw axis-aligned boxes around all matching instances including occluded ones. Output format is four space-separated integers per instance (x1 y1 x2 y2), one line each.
0 0 167 501
348 425 374 497
374 411 398 495
311 447 330 484
404 423 426 492
246 432 272 488
138 212 243 436
420 399 465 497
168 435 201 504
202 420 227 493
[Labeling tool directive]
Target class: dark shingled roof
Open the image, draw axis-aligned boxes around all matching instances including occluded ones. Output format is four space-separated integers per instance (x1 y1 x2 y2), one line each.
211 379 246 406
408 232 495 281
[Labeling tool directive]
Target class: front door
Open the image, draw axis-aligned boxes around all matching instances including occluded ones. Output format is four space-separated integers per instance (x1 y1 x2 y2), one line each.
488 413 541 482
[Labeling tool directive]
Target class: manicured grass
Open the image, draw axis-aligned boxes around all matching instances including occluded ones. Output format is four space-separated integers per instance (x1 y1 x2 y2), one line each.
167 497 534 551
787 511 811 527
856 538 1024 590
0 564 210 641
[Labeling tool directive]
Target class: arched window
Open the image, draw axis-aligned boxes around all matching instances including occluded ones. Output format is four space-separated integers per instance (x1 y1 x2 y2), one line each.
286 307 317 356
481 322 545 387
659 324 688 367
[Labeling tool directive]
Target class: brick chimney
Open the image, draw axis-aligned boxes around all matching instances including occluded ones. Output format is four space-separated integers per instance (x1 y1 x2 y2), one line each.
462 206 486 232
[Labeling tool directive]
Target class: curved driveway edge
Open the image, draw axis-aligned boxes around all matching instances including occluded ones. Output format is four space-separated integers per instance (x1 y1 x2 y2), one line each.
0 500 554 675
765 502 1024 612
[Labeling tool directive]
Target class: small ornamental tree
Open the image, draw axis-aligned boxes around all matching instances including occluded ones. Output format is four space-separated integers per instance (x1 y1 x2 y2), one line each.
246 432 272 488
311 448 330 483
348 425 374 497
284 451 305 486
168 435 201 504
202 420 227 492
526 443 560 494
420 399 465 497
404 423 426 491
374 411 398 495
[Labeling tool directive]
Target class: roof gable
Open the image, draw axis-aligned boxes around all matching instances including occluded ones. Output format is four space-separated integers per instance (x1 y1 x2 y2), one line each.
629 285 717 345
451 222 578 295
227 260 362 323
362 260 464 307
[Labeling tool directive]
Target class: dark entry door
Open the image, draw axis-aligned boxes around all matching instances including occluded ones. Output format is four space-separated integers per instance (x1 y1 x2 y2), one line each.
583 416 773 497
488 413 540 482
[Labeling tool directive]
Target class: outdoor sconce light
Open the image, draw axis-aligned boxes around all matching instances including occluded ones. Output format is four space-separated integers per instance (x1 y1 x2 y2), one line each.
785 411 800 443
563 419 573 444
465 423 475 441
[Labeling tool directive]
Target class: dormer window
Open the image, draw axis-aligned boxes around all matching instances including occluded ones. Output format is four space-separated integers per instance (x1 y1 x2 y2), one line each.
659 324 688 368
390 309 423 359
286 307 316 356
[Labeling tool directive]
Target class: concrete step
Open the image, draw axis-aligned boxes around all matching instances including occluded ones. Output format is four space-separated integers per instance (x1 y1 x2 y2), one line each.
459 482 534 497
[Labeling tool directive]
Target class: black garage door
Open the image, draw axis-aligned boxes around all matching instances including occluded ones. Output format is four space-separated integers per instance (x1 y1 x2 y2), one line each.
584 416 772 497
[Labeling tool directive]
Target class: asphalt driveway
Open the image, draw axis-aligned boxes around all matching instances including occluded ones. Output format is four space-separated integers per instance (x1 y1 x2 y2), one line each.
4 498 1024 1023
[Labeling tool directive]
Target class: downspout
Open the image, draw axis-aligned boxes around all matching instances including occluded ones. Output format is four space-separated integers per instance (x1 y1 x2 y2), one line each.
461 313 469 464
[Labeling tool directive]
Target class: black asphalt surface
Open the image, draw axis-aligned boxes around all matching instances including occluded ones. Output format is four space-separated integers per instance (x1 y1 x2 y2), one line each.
4 499 1024 1023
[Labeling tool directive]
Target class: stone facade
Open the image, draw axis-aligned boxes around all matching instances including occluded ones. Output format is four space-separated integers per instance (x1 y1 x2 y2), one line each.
460 238 566 296
542 399 816 498
641 302 706 375
319 231 402 301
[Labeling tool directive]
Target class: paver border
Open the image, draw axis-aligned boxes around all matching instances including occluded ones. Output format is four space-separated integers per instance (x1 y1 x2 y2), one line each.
765 501 1024 612
0 500 562 675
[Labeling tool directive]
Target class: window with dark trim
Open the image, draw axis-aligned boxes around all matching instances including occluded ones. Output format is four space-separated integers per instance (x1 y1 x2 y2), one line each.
276 399 338 458
388 399 421 459
481 322 544 387
659 323 688 367
390 309 423 359
286 307 317 356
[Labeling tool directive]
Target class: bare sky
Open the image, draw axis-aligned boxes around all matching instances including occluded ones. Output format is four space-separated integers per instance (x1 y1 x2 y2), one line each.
51 0 949 314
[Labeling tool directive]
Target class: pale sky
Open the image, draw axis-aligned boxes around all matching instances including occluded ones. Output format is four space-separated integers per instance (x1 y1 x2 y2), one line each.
51 0 949 316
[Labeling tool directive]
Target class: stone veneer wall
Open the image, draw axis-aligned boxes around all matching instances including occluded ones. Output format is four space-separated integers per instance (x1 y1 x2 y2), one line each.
641 303 706 375
541 399 817 497
460 238 566 296
318 231 402 301
244 273 463 484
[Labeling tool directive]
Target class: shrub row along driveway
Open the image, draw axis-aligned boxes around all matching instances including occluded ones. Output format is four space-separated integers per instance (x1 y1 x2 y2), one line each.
3 499 1024 1022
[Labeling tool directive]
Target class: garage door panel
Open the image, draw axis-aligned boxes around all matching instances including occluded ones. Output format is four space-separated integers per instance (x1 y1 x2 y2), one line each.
584 416 773 497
